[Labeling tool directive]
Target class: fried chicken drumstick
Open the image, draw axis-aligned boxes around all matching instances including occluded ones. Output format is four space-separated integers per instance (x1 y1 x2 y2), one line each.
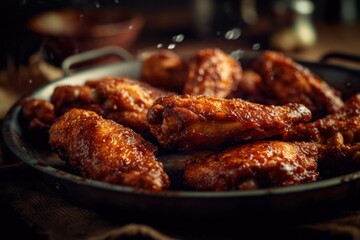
251 51 344 119
49 108 170 192
147 95 312 151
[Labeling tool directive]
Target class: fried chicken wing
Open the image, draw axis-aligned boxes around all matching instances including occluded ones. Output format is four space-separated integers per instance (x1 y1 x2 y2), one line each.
184 141 319 191
228 70 264 101
140 50 188 92
147 95 312 151
183 48 242 98
48 108 170 192
21 98 56 131
283 94 360 145
50 77 174 136
252 51 344 119
51 85 100 115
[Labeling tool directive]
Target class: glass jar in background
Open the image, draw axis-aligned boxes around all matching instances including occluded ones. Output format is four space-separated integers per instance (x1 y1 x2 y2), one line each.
269 0 317 52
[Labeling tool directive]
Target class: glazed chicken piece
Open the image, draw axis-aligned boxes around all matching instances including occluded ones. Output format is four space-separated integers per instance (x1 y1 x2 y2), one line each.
185 138 360 191
21 98 56 131
252 51 344 119
228 70 264 101
140 50 188 92
48 108 170 192
283 94 360 177
184 141 319 191
147 95 312 151
51 77 174 136
51 85 100 115
283 94 360 145
183 48 242 98
317 133 360 177
20 86 98 135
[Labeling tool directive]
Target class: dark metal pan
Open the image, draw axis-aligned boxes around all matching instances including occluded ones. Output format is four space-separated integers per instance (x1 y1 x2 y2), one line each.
2 47 360 216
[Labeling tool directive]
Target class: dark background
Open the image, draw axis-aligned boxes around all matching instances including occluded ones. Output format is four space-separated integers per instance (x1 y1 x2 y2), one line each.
1 0 360 67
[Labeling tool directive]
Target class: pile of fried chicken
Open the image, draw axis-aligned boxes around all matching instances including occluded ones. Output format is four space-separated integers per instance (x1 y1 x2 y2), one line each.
21 48 360 192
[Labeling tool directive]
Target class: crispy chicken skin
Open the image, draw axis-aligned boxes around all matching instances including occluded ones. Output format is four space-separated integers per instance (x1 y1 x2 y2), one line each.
184 141 319 191
147 95 312 151
228 70 264 101
51 85 100 115
283 94 360 145
252 51 344 119
50 77 174 135
21 98 56 131
183 48 242 98
140 50 188 92
48 108 170 192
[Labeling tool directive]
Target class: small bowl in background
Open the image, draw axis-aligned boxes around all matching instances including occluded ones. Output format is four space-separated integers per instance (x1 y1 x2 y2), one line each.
28 8 144 65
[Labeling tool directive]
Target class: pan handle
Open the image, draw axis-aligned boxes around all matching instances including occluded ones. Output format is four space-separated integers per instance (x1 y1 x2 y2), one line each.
62 46 135 75
320 52 360 68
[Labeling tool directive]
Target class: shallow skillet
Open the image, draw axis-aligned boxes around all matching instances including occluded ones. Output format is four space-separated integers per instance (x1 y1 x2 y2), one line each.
2 47 360 216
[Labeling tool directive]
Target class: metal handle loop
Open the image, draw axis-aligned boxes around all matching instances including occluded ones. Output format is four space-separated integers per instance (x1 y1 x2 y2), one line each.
320 52 360 66
62 46 134 75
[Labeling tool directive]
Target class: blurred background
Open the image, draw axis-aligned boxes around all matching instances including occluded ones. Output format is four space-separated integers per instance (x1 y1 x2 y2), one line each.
1 0 360 116
1 0 360 63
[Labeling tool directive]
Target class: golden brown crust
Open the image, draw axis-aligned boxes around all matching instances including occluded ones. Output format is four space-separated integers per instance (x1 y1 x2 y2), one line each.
228 70 263 101
50 77 174 136
147 95 312 151
252 51 344 119
183 48 242 98
49 108 169 192
283 94 360 145
184 141 319 191
21 98 56 131
140 50 188 92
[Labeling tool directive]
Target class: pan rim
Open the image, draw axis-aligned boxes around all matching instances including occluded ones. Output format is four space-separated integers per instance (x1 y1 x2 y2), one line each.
2 57 360 201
